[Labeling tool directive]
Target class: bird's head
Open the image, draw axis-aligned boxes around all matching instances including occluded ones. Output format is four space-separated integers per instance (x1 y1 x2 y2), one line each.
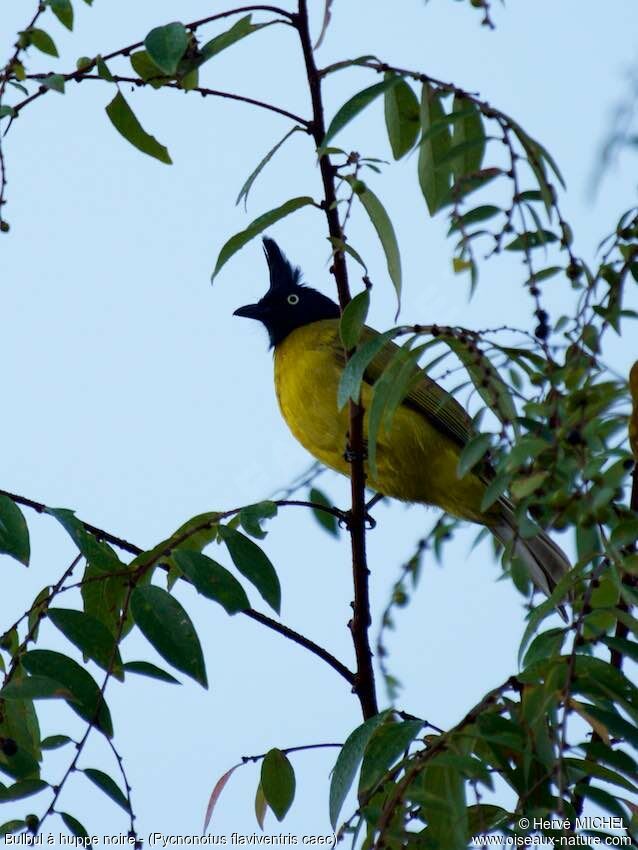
234 237 340 348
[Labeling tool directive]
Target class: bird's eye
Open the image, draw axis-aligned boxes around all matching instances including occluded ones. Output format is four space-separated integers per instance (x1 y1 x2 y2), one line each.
287 293 300 305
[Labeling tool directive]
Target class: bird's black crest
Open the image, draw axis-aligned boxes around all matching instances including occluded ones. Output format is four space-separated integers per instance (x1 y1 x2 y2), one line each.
263 236 302 292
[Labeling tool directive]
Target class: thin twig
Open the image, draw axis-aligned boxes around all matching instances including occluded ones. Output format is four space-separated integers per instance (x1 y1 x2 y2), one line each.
296 0 378 720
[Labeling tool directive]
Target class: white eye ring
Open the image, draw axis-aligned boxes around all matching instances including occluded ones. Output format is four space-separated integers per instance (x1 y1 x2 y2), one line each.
287 293 300 305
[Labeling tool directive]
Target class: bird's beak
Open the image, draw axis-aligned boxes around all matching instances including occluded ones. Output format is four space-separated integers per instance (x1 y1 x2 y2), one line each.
233 303 264 320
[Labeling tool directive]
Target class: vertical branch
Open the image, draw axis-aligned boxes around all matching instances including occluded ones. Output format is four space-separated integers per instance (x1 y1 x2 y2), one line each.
295 0 378 719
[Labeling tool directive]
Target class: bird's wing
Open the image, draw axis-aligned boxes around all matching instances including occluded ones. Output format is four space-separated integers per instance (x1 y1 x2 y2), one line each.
337 327 476 449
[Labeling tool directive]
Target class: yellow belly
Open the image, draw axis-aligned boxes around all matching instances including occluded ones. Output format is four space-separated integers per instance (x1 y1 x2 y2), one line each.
273 321 491 523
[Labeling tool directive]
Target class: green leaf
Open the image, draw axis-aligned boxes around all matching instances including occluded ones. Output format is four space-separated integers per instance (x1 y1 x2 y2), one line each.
0 106 16 120
448 204 501 233
46 508 121 572
49 0 74 30
236 127 302 210
28 29 58 57
0 495 30 565
218 527 281 614
457 433 492 478
47 608 123 679
130 586 208 687
238 501 278 540
384 74 420 159
505 230 559 251
1 820 26 837
130 51 166 88
321 77 400 152
211 197 315 281
144 22 188 75
510 470 549 500
60 812 89 839
521 627 565 668
359 719 423 794
329 712 389 828
41 73 65 94
444 338 517 426
337 330 396 409
340 290 370 349
41 735 73 750
21 650 113 736
418 82 452 215
121 661 180 684
173 549 250 614
450 94 485 180
96 56 113 81
105 91 172 165
0 779 48 802
81 562 128 637
1 674 73 701
260 748 295 822
420 755 468 850
308 488 339 538
200 15 259 62
84 768 129 812
346 179 401 308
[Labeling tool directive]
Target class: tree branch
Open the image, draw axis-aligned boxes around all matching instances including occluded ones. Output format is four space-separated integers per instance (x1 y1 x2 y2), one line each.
295 0 378 720
0 488 354 687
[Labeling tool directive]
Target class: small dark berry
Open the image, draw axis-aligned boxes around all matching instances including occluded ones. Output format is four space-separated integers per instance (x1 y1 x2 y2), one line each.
534 323 549 340
1 737 17 756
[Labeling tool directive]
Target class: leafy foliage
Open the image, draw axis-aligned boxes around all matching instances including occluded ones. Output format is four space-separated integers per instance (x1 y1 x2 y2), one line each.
0 0 637 844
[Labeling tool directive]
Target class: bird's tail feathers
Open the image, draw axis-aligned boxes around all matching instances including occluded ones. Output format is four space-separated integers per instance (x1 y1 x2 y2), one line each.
491 499 570 616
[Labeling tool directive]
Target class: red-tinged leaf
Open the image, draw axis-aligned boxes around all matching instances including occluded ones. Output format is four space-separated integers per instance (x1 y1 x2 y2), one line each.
203 764 241 833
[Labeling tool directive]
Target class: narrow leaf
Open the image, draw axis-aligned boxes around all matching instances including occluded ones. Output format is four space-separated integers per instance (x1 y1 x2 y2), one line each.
236 127 302 210
201 16 258 62
340 290 370 349
106 91 172 165
384 74 420 159
337 331 396 409
84 768 129 812
60 813 89 839
49 0 74 30
346 178 401 307
329 712 389 828
218 527 281 614
122 661 180 684
450 94 485 179
418 82 452 215
203 764 240 833
457 433 492 478
308 488 339 538
21 650 113 736
130 585 208 687
173 549 250 614
321 77 400 151
0 495 30 565
47 608 123 679
212 197 315 281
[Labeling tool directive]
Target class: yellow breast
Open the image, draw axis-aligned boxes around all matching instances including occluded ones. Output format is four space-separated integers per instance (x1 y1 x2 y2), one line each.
273 320 489 522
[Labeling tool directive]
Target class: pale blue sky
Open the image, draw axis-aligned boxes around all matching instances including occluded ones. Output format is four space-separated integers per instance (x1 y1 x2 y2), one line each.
1 0 637 838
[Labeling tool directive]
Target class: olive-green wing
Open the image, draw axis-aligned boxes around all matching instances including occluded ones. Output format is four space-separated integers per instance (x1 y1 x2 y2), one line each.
335 326 476 449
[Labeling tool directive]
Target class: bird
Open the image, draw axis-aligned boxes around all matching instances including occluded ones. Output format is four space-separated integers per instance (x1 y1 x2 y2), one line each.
234 237 570 603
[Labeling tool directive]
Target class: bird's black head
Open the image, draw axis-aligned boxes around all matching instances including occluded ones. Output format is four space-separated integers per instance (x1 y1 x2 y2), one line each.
233 237 340 348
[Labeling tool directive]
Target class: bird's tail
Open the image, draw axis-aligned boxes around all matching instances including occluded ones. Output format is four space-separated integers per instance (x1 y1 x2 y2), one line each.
491 499 571 613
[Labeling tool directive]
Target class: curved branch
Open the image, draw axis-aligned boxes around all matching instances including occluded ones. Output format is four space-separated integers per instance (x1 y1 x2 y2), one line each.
0 487 354 685
14 74 310 128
